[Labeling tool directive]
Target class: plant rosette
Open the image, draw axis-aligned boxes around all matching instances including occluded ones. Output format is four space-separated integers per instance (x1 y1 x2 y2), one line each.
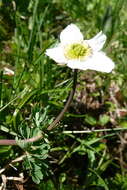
46 24 115 73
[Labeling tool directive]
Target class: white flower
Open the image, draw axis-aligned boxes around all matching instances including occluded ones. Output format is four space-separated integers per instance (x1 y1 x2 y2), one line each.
45 24 115 73
3 67 14 76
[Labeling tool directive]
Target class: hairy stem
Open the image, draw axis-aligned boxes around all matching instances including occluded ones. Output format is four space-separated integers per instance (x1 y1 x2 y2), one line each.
47 69 77 131
0 134 43 145
0 70 77 145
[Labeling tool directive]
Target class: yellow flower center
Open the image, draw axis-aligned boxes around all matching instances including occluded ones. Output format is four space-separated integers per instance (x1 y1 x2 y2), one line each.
64 42 91 60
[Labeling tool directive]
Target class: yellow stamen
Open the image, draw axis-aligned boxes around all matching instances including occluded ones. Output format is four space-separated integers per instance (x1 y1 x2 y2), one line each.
64 42 91 60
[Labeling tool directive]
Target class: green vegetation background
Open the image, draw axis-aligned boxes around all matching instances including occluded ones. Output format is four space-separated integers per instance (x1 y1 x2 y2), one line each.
0 0 127 189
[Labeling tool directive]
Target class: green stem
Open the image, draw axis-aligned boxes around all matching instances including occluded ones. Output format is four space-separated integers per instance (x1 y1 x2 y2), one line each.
0 71 3 107
63 127 127 134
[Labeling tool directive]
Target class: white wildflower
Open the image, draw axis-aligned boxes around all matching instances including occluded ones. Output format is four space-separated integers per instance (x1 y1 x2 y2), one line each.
3 67 14 76
46 24 115 73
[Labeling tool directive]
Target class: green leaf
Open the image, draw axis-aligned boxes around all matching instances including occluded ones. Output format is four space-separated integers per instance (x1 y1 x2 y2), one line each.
99 115 110 126
89 168 109 190
31 168 44 184
84 114 97 126
0 145 11 154
32 174 41 184
120 121 127 128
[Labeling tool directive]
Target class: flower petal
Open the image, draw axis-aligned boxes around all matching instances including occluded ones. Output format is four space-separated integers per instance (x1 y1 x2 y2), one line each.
67 52 114 72
67 60 87 70
3 67 14 76
86 31 106 51
45 45 67 64
79 52 114 72
60 24 83 45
